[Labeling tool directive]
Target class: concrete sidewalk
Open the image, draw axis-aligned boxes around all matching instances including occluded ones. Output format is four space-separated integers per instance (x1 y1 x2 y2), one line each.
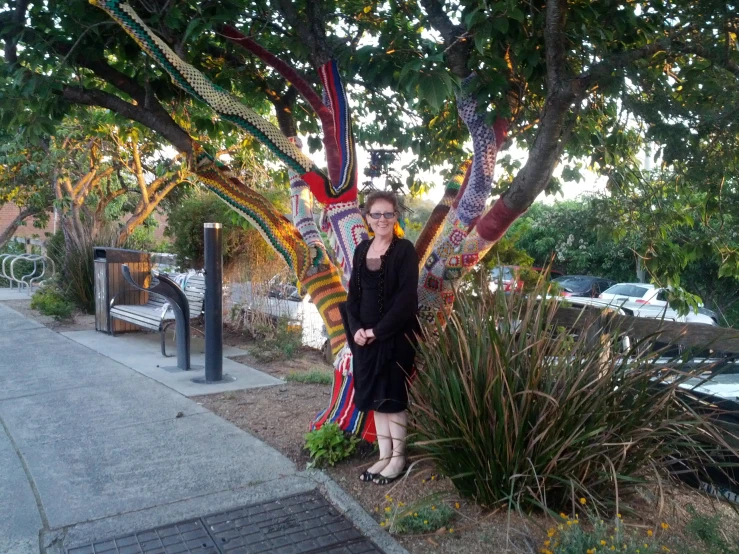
0 302 408 554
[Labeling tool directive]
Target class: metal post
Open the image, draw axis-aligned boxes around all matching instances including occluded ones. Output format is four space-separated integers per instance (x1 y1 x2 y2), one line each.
204 223 223 382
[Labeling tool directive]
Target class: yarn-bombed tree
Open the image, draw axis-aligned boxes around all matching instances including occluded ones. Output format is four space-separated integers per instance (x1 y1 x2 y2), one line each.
3 0 736 436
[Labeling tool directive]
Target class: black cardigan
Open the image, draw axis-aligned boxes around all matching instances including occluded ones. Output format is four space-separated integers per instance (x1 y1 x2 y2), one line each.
344 237 420 342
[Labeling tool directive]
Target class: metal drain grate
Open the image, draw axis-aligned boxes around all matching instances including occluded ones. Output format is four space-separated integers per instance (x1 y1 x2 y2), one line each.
66 491 384 554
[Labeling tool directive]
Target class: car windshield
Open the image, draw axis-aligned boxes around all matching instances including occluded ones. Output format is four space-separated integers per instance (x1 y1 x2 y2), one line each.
553 276 590 291
603 284 651 298
490 267 514 281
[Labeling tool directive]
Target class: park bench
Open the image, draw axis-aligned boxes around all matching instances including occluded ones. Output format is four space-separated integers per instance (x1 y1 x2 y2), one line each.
109 268 205 357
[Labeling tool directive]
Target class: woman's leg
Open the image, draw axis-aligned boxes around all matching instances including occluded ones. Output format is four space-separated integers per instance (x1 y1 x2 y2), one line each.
379 410 407 477
365 411 392 475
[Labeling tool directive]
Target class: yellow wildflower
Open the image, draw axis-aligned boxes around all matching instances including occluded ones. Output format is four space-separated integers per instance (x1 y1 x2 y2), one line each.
449 528 454 534
385 495 392 501
661 522 669 530
647 530 653 537
580 497 587 505
455 502 460 509
560 512 568 519
384 507 391 513
413 513 418 517
617 513 622 519
587 549 596 554
567 520 574 526
379 522 385 527
544 540 550 547
431 475 436 481
661 547 670 552
601 540 607 546
431 506 436 511
611 546 616 551
424 520 428 524
398 502 405 507
547 528 556 538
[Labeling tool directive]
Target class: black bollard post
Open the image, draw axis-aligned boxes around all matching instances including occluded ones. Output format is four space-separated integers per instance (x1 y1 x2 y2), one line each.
204 222 223 382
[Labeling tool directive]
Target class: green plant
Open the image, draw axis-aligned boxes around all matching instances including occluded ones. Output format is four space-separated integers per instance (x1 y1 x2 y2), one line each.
165 191 250 269
543 511 671 554
304 423 359 468
683 504 739 554
411 279 739 512
30 286 74 320
378 495 455 534
285 369 333 385
46 229 114 314
248 316 303 362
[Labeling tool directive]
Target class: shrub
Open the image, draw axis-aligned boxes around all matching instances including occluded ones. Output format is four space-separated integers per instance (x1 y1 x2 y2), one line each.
30 286 74 320
46 229 114 314
304 423 359 468
411 280 739 512
247 316 303 362
543 511 670 554
379 496 455 534
165 191 260 269
285 369 333 385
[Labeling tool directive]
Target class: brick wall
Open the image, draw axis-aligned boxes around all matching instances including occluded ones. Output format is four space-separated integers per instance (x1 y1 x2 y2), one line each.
1 203 168 244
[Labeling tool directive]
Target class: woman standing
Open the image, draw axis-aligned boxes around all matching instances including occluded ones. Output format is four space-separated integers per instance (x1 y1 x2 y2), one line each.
342 191 420 485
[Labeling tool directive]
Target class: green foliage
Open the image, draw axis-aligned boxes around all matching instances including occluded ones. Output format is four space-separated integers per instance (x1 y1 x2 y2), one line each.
30 286 74 320
380 496 455 534
284 369 333 385
411 282 739 512
303 423 359 468
165 191 253 269
247 316 303 363
544 513 670 554
683 504 739 554
46 229 113 314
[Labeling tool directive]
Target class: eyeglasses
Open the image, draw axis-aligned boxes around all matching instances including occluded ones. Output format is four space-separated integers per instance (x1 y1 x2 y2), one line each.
368 212 397 220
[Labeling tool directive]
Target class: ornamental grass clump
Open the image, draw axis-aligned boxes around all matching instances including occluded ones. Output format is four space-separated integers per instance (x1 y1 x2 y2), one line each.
411 279 739 512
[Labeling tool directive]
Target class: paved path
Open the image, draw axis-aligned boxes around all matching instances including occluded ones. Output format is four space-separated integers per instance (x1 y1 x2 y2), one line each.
0 303 407 554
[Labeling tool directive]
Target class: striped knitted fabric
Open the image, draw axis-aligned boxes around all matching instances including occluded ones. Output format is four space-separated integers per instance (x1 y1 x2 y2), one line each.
414 161 469 269
91 0 331 198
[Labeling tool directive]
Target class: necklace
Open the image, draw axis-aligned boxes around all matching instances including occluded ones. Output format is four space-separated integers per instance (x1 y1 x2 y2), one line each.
370 239 391 257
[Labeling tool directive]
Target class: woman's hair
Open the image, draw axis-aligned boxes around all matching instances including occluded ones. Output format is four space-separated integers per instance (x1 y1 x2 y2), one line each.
363 190 404 238
364 190 400 216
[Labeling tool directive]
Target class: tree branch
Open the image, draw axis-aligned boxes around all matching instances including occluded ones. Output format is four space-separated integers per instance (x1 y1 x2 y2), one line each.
0 205 39 249
2 0 31 66
545 0 570 90
273 0 333 67
59 85 194 155
419 0 471 78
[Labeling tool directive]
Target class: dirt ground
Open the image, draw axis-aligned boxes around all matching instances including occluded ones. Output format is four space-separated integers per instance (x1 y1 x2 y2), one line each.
9 297 739 553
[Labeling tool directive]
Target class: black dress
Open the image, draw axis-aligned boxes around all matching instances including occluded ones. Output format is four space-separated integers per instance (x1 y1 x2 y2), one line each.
341 236 420 413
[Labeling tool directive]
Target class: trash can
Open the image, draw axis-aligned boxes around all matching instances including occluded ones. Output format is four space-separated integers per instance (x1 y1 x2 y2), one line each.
94 248 151 333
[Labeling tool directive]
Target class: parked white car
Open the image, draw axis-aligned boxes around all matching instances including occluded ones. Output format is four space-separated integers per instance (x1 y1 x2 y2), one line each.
599 283 719 324
599 283 668 307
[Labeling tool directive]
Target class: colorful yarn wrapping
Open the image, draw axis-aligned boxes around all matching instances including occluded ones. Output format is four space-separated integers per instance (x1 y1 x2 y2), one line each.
222 26 358 204
192 148 348 358
90 0 330 196
414 161 469 268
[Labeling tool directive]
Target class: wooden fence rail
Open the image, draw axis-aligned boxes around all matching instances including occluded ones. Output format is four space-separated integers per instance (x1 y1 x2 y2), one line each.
552 306 739 355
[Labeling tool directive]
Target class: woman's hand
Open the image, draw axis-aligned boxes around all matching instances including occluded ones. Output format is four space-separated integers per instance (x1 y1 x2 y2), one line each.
354 328 368 346
365 329 376 344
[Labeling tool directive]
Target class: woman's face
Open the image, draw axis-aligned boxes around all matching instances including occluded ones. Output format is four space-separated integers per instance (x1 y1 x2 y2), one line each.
367 198 397 240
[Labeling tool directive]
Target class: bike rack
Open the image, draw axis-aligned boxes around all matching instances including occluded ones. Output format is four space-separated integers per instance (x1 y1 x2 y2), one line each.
0 253 54 291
